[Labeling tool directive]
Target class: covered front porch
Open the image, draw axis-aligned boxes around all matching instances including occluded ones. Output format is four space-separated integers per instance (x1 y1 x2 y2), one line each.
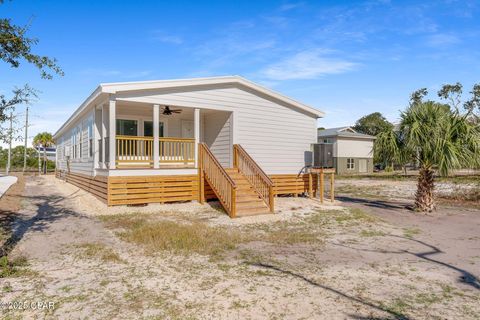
94 97 233 172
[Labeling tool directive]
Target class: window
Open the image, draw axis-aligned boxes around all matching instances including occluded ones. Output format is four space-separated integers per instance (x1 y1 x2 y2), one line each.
144 121 164 137
347 158 355 170
116 119 137 136
88 119 93 157
77 125 82 158
71 128 77 159
322 138 333 143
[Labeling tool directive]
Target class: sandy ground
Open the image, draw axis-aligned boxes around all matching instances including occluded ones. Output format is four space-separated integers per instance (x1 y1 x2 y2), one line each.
0 175 479 319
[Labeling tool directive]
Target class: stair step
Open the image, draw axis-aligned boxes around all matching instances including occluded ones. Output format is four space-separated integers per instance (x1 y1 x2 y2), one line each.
236 201 267 209
236 207 271 216
236 199 265 206
236 194 262 201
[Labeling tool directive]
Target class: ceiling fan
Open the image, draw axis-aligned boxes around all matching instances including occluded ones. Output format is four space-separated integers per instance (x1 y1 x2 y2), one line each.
162 106 182 115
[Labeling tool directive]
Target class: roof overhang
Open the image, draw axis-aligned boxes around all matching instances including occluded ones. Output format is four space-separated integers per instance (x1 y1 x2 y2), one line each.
54 76 325 139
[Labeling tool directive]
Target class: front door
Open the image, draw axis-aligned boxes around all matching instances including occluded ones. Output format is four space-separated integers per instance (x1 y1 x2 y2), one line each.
181 120 194 138
358 159 367 173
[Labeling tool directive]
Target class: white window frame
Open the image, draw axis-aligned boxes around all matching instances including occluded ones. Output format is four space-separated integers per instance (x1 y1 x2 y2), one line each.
71 128 76 159
87 118 93 158
347 158 355 170
77 124 82 159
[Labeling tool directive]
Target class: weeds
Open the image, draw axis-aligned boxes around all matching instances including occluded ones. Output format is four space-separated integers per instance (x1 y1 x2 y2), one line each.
360 229 385 237
109 217 242 257
335 208 378 223
0 255 32 278
403 227 421 239
76 243 123 263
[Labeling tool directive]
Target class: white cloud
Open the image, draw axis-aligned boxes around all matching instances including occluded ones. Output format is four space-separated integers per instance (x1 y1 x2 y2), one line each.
426 33 460 47
151 31 183 44
279 2 304 11
154 35 183 45
261 49 357 80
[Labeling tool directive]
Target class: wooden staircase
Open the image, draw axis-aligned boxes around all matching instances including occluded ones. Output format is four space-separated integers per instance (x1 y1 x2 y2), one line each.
199 143 274 218
224 168 270 216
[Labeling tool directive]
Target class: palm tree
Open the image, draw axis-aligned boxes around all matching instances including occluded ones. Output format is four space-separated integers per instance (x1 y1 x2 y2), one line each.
375 101 480 212
33 132 54 174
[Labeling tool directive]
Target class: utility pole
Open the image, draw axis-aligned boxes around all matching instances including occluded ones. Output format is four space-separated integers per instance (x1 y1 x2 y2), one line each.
23 106 29 172
6 111 13 175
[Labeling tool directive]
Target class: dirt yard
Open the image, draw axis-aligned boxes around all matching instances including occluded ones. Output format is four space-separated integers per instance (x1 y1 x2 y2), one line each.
0 175 479 319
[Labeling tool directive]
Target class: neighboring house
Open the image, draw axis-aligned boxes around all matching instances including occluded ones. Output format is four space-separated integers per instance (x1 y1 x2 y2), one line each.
317 127 375 174
36 146 56 162
53 76 324 217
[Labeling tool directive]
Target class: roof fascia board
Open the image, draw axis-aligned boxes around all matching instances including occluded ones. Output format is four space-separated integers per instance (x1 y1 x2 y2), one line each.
101 76 325 118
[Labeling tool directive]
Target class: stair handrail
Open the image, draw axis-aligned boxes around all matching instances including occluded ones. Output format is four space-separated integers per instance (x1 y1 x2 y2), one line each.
199 143 237 218
233 144 274 213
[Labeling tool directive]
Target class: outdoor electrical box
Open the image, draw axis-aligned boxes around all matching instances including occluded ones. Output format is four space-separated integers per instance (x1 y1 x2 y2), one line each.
312 143 334 168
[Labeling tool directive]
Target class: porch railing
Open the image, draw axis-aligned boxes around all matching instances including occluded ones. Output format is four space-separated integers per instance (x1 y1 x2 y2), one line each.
115 135 194 168
116 135 154 167
160 137 195 163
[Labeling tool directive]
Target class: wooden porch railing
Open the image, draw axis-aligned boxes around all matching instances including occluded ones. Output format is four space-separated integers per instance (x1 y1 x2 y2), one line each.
199 143 237 218
233 144 274 213
160 137 195 163
115 136 195 168
116 135 153 167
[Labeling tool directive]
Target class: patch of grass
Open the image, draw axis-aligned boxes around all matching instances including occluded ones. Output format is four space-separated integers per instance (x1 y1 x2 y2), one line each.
335 184 390 200
3 282 13 292
60 285 73 293
360 229 385 237
335 208 378 223
0 255 34 278
382 298 410 315
109 216 242 257
76 243 123 263
266 228 319 244
403 227 421 239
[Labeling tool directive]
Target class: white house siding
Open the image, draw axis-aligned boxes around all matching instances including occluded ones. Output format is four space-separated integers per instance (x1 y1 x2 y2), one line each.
335 137 374 158
203 112 232 167
117 86 318 174
55 111 95 176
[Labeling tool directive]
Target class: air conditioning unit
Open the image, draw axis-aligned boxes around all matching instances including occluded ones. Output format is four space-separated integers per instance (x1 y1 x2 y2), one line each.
312 143 334 168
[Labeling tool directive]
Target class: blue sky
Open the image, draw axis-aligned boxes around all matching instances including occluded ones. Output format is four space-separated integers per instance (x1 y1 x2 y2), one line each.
1 0 479 146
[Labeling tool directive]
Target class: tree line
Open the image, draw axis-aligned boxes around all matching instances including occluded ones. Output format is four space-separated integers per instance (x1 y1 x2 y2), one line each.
352 83 480 212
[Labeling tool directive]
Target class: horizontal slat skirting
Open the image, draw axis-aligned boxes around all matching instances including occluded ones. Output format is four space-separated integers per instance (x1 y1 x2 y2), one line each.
56 171 108 203
108 174 199 206
109 196 196 206
109 175 198 183
110 186 199 195
270 174 318 196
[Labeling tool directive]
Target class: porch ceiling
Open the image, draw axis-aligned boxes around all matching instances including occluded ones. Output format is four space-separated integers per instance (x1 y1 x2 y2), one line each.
116 101 223 118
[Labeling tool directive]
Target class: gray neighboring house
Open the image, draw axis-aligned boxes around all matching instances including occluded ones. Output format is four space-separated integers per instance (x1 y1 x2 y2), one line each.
317 127 375 174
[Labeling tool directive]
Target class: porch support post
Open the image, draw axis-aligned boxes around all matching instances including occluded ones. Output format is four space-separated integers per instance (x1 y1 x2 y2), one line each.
153 104 160 169
108 96 116 169
194 108 200 168
101 104 107 169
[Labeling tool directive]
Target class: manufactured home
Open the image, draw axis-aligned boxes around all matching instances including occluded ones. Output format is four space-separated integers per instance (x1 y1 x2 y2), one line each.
317 127 375 174
54 76 324 217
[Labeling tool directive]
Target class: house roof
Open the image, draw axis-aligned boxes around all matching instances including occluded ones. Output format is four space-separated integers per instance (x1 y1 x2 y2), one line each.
53 76 325 139
318 126 376 140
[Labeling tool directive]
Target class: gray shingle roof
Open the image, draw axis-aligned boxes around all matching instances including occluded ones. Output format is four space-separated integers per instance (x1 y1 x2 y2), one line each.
318 127 376 139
